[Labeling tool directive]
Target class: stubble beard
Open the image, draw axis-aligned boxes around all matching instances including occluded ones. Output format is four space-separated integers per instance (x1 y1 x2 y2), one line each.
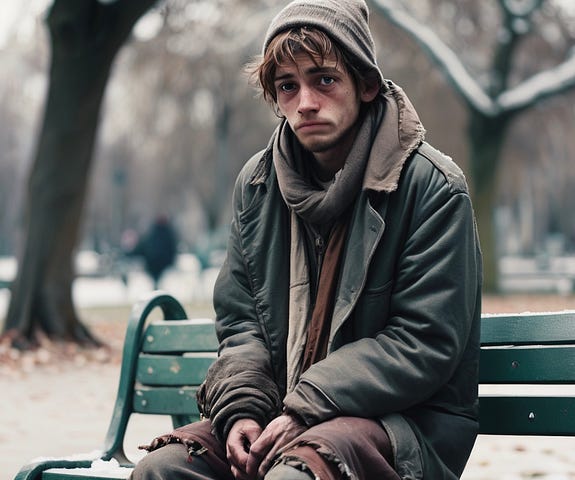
298 122 358 157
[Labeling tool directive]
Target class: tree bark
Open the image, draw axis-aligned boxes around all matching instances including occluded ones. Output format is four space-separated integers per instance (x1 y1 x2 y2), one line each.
468 112 513 293
2 0 156 347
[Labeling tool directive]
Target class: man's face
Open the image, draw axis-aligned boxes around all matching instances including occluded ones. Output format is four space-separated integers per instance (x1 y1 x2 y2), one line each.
274 52 377 175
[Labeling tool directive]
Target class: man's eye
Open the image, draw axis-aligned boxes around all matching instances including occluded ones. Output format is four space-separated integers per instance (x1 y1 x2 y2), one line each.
320 76 335 86
280 83 296 92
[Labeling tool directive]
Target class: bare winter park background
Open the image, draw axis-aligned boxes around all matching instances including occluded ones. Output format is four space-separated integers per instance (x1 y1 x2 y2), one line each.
1 1 575 479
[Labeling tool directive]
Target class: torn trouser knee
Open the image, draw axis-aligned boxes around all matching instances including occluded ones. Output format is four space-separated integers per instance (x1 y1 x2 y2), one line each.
276 416 401 480
264 462 315 480
274 443 344 480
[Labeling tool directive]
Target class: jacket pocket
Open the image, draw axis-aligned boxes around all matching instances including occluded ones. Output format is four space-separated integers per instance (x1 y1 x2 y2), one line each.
351 280 393 336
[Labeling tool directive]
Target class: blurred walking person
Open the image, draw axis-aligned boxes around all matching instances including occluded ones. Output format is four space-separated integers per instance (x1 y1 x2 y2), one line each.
132 215 178 290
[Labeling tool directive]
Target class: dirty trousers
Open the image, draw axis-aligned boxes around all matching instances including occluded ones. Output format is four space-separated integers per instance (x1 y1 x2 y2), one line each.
131 416 401 480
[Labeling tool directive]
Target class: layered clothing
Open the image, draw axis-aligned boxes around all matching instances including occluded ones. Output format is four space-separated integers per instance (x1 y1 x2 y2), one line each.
198 81 482 479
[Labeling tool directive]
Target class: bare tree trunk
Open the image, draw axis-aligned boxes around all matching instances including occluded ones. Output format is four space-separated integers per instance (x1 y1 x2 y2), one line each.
468 112 513 293
2 0 156 348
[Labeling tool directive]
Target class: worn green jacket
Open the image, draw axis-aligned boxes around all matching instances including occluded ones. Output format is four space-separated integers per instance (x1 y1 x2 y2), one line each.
199 84 483 479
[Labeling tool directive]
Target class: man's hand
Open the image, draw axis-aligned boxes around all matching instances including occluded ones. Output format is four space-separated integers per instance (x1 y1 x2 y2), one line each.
246 414 306 479
227 418 263 480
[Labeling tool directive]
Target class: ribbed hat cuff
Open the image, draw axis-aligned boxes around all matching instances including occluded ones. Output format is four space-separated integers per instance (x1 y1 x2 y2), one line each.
263 1 384 86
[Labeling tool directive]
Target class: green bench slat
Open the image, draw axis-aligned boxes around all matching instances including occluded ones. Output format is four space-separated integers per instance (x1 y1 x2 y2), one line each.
481 312 575 346
142 320 218 353
479 346 575 383
133 385 202 417
479 396 575 435
136 353 216 386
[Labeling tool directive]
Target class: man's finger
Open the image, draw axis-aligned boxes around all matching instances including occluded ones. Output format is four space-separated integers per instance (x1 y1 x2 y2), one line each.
245 446 264 476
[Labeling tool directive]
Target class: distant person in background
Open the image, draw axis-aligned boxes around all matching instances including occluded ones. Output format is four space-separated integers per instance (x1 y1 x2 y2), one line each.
132 216 178 289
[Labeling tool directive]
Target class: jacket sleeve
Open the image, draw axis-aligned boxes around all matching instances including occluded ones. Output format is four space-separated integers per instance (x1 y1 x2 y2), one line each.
283 155 482 426
197 160 282 442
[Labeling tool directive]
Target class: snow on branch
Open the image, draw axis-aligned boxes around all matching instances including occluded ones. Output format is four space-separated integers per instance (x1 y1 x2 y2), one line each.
369 0 498 116
369 0 575 118
497 54 575 112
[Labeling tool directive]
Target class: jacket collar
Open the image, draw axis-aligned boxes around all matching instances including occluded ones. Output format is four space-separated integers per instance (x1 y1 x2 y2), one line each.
249 80 425 192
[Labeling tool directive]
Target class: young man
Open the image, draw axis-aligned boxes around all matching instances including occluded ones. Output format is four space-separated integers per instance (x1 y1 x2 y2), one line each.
132 0 482 479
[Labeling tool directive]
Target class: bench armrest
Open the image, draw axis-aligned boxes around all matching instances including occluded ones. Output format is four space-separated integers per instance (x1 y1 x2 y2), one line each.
14 459 93 480
100 290 188 463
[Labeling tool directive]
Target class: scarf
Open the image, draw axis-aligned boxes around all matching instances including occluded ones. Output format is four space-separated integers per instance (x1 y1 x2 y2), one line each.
273 102 383 226
275 102 384 391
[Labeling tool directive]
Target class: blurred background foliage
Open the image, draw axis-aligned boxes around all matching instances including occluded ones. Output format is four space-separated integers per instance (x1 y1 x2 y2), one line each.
0 0 574 337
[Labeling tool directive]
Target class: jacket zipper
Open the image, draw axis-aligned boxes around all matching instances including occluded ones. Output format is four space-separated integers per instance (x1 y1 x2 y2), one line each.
315 234 325 291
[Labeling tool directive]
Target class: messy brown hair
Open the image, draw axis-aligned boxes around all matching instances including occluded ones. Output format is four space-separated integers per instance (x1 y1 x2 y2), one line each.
246 27 365 105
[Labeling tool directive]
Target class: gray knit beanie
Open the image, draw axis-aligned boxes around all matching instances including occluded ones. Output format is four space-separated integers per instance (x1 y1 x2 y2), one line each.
263 0 384 87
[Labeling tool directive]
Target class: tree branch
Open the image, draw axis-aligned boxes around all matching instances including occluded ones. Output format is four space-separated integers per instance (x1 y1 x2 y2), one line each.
497 53 575 112
48 0 159 55
368 0 498 116
369 0 575 118
491 0 545 94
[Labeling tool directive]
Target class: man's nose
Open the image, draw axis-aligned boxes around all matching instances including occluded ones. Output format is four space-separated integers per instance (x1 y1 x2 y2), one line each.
297 86 320 114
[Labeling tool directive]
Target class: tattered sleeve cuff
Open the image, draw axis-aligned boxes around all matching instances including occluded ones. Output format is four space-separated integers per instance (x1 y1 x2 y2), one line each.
283 379 341 427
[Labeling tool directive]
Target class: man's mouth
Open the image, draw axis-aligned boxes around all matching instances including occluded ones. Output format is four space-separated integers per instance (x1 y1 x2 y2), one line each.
295 121 329 131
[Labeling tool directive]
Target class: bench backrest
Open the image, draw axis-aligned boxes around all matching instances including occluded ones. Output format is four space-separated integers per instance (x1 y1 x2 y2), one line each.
479 312 575 436
101 293 575 465
133 318 218 426
100 293 218 464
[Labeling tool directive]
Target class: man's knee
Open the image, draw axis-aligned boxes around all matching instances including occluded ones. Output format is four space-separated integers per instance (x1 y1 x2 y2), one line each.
131 444 191 480
264 462 313 480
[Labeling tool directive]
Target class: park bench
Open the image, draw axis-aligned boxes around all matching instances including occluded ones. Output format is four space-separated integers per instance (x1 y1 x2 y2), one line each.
14 290 575 479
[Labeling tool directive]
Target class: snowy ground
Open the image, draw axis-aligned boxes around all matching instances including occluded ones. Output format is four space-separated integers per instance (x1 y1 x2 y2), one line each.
0 253 220 319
